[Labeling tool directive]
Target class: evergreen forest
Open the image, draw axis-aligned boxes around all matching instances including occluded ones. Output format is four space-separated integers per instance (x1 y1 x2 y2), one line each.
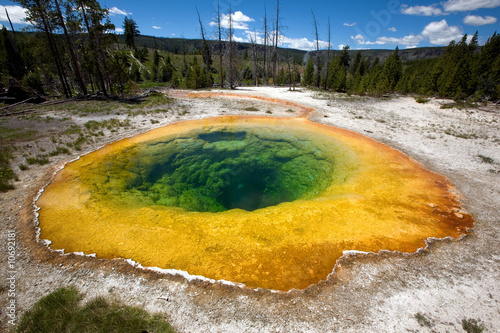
1 0 499 103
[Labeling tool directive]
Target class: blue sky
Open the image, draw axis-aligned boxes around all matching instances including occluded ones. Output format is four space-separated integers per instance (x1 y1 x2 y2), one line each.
1 0 500 50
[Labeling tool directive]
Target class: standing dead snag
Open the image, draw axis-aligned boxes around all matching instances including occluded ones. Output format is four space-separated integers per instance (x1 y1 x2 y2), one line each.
226 5 236 89
215 0 224 88
196 6 212 74
311 10 321 89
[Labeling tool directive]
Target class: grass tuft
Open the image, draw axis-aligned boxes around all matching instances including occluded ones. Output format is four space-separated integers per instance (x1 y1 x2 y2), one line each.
16 286 176 333
478 154 495 164
462 318 485 333
416 97 429 104
26 155 50 165
415 312 433 327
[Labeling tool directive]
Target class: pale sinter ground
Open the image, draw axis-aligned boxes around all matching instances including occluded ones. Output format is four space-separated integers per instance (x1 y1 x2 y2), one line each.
0 87 499 332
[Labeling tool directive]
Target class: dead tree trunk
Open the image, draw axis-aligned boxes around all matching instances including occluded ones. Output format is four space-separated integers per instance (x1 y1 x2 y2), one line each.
34 0 71 98
216 1 224 88
54 0 87 96
312 10 321 89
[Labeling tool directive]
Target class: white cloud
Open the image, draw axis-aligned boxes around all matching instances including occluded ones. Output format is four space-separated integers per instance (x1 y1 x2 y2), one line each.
352 19 464 47
232 11 254 23
109 7 131 16
280 36 331 51
422 20 463 45
210 11 254 30
388 27 397 32
463 15 498 25
115 27 124 33
443 0 500 11
0 23 3 29
338 44 346 50
351 33 424 47
0 5 29 24
401 5 445 16
229 30 331 51
152 25 161 30
233 35 247 43
344 22 356 27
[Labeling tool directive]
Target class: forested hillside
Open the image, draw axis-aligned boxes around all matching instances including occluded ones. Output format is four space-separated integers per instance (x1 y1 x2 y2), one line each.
0 0 499 103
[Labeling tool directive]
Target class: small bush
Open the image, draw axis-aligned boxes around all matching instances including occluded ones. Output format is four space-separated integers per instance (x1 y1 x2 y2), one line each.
63 125 82 135
73 136 87 151
478 154 495 164
16 286 176 333
19 164 29 171
26 155 49 165
416 97 429 104
49 147 70 157
244 107 259 112
415 312 433 327
0 166 16 192
462 318 485 333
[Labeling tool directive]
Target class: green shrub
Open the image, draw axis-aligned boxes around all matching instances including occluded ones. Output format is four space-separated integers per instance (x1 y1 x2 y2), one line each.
16 286 176 333
26 155 49 165
462 318 485 333
478 155 495 164
49 147 70 157
415 312 432 327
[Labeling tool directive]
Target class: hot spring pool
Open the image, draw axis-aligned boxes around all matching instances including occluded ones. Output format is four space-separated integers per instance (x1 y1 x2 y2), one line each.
36 116 474 291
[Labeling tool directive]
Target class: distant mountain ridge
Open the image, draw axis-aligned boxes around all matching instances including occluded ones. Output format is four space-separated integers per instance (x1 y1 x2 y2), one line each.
121 35 446 63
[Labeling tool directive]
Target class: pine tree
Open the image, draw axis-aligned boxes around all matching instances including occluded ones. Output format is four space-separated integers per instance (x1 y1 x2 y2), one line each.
378 47 402 92
123 16 140 49
303 57 314 86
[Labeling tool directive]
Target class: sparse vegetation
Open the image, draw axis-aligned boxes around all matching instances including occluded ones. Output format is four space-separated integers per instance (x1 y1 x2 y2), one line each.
462 318 485 333
0 147 16 192
416 97 429 104
478 154 495 164
26 155 50 165
244 107 259 112
84 119 131 131
444 129 479 140
415 312 433 328
16 286 176 333
49 147 71 157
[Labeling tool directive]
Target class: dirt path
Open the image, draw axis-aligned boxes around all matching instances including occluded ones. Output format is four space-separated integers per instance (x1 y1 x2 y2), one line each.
1 87 499 332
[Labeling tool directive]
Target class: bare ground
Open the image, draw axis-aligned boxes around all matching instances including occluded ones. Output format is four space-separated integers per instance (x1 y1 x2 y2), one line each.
1 87 499 332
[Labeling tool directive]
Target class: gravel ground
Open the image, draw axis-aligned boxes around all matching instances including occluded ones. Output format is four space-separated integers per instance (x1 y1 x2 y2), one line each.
1 87 499 332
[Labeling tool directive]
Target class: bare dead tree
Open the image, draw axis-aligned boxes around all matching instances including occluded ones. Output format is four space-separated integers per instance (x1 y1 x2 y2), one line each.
54 0 87 95
196 6 212 73
227 5 236 89
216 0 224 88
32 0 71 97
5 8 16 35
287 55 293 91
79 3 107 96
250 30 259 86
272 0 281 84
262 5 268 85
324 16 331 90
312 10 321 89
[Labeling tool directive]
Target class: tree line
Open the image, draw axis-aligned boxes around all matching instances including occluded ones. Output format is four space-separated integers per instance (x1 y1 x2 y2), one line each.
302 31 500 101
1 0 499 102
